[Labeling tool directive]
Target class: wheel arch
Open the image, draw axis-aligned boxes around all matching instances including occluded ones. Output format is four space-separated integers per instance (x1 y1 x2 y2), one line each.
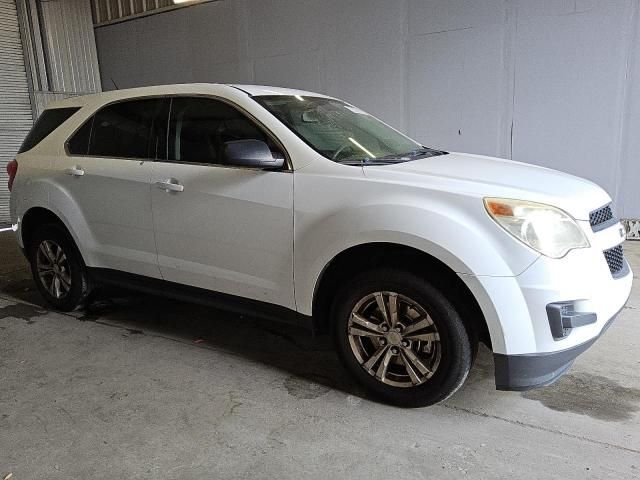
21 207 68 249
311 242 493 349
20 207 86 264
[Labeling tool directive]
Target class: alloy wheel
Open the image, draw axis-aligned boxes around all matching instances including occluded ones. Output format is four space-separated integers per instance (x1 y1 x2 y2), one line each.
347 291 442 388
35 239 72 299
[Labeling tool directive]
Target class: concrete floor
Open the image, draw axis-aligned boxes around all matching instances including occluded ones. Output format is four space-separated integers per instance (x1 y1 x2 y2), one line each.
0 232 639 480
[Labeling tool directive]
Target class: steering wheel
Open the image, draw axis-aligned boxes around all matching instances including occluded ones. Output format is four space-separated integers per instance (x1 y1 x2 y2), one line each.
332 142 357 161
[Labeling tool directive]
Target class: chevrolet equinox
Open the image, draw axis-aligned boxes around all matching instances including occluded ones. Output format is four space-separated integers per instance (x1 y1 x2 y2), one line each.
7 84 633 406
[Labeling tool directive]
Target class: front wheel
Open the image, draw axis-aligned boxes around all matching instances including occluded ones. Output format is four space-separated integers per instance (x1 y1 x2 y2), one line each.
333 269 473 407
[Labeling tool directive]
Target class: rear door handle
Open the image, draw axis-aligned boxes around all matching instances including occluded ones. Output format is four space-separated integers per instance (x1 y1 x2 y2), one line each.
64 166 84 177
155 179 184 193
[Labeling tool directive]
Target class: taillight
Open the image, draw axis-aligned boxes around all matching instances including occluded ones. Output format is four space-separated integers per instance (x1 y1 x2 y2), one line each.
7 159 18 192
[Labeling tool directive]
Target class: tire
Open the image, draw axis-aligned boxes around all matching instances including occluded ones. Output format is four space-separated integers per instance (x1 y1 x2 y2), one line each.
27 224 90 312
332 269 473 407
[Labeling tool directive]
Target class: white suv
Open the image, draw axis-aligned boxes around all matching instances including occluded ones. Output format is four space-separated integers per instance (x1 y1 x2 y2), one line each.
8 84 632 406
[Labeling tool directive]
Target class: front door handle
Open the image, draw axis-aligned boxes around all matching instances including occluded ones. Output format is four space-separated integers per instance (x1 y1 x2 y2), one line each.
155 179 184 193
64 166 84 177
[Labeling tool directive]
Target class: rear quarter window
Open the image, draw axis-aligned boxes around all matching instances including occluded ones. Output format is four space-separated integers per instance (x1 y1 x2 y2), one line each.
67 117 93 155
18 107 80 153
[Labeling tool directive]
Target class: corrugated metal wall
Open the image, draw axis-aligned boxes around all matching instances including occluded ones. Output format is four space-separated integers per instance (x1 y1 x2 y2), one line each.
92 0 174 25
0 0 32 224
39 0 101 96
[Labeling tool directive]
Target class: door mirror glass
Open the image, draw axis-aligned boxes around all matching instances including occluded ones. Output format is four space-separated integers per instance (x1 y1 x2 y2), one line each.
223 139 284 170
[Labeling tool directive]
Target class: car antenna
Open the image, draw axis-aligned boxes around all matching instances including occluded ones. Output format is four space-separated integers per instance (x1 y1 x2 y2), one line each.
111 77 119 90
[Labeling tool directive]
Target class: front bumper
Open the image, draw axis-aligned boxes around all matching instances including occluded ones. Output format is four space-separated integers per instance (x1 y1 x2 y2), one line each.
459 221 633 391
493 308 621 391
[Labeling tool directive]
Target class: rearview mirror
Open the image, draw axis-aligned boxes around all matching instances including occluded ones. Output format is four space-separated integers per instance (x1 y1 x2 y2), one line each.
223 139 284 170
301 110 320 123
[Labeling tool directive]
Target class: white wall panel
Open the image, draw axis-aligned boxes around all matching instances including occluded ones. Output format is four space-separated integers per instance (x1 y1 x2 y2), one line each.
95 19 144 89
515 0 575 18
131 11 190 86
95 1 255 88
320 0 406 129
253 51 321 92
193 61 253 85
187 0 247 67
248 0 322 58
94 0 640 218
408 25 505 156
408 0 504 34
511 0 632 198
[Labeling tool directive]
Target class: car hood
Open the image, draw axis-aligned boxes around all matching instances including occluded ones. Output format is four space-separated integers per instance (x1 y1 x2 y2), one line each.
363 152 611 221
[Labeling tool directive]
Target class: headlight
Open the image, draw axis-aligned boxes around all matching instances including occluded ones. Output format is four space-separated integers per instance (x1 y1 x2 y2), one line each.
484 198 590 258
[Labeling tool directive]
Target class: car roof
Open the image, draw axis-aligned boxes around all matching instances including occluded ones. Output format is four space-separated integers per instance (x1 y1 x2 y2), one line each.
229 84 331 97
44 83 333 110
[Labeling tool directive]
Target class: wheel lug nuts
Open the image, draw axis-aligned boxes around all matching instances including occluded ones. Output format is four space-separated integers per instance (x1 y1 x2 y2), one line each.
401 341 409 347
381 325 389 332
391 347 399 354
380 339 386 345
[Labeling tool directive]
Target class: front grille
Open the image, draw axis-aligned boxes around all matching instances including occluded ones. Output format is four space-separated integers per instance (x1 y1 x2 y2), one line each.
603 245 625 277
589 204 614 231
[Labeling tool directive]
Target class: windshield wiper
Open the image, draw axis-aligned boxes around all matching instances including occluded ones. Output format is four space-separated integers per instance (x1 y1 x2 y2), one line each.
339 157 412 166
338 147 448 166
372 147 447 161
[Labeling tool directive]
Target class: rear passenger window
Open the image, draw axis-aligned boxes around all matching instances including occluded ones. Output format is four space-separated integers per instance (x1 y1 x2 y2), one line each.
168 97 278 164
68 98 167 160
19 107 80 153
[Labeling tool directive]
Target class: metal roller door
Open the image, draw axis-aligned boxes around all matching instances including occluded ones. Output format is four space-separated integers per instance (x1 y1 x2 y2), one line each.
0 0 32 224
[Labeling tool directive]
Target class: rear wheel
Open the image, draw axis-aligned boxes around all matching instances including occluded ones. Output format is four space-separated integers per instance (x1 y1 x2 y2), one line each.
333 269 473 407
28 224 90 311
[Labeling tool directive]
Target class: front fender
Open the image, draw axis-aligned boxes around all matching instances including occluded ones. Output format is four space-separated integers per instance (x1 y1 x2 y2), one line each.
293 188 541 355
295 201 538 311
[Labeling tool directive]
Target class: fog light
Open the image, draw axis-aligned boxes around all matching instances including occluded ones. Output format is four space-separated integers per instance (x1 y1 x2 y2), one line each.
546 302 597 340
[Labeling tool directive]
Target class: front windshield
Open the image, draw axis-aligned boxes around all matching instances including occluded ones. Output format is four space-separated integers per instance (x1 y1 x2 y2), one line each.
254 95 445 164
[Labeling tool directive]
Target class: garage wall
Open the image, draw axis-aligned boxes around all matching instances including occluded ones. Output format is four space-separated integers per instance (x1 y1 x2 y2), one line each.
95 0 640 220
0 0 32 224
95 0 407 136
23 0 102 115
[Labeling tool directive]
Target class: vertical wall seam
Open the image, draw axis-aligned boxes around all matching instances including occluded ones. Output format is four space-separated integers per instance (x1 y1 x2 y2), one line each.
510 2 517 160
14 0 37 119
402 0 410 134
25 0 47 92
62 0 74 90
34 0 52 90
613 0 639 217
244 0 254 83
499 0 516 159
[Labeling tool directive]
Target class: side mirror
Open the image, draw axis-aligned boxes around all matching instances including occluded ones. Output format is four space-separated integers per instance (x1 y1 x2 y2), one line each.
223 139 284 170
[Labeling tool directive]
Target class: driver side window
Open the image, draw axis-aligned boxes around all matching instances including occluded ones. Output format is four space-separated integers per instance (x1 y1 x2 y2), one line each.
167 97 281 165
